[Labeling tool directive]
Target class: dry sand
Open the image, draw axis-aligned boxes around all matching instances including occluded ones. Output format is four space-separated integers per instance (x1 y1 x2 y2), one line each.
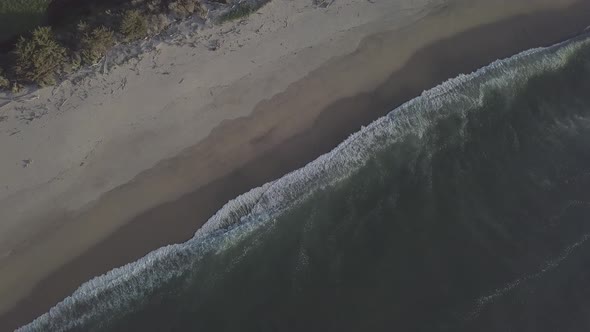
0 0 589 329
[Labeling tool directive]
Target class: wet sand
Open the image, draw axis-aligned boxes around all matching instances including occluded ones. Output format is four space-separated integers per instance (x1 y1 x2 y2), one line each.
3 0 590 330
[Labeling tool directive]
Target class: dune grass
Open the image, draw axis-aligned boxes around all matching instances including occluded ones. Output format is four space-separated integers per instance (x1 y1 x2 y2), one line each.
0 0 52 42
0 0 268 89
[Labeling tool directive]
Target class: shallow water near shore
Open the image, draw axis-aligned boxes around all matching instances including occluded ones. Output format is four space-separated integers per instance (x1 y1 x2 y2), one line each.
20 34 590 331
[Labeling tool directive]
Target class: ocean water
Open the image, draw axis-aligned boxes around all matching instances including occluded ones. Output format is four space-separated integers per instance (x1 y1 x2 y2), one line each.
19 34 590 331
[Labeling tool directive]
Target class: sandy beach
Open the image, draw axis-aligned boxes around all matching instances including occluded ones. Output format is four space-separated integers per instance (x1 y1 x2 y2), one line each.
1 0 590 329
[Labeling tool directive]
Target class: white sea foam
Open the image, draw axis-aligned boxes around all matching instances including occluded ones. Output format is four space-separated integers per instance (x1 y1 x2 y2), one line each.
17 34 590 331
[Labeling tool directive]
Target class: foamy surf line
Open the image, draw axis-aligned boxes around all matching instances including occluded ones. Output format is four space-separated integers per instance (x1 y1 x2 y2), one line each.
17 34 590 331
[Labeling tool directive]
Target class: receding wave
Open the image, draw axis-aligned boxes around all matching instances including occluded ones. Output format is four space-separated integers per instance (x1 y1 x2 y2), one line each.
18 34 590 331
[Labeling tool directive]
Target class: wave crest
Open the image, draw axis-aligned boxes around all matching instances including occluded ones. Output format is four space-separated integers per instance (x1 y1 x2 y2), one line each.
18 34 590 332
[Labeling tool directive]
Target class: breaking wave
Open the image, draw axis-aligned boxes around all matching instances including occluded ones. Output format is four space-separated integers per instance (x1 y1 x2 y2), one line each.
17 34 590 331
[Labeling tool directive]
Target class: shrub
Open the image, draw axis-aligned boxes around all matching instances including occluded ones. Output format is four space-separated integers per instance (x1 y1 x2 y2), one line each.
219 5 253 23
148 13 172 35
14 26 66 86
81 26 115 65
77 20 90 33
11 82 23 94
219 1 269 22
120 10 148 41
146 0 163 13
0 68 9 89
63 52 81 74
168 0 199 18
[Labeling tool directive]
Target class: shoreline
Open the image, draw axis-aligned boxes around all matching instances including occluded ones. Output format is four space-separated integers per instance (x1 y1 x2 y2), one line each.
2 0 590 330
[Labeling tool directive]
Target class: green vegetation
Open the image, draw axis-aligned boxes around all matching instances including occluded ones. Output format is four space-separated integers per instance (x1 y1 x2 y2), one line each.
219 5 254 23
14 26 66 86
80 26 115 65
0 0 51 42
218 1 272 23
168 0 203 18
0 69 9 89
0 0 270 91
120 10 148 42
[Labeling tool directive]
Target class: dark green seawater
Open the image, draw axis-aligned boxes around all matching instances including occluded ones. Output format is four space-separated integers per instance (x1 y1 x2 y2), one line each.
20 36 590 332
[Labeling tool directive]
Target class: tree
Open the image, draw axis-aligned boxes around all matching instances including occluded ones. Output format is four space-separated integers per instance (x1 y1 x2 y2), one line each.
14 26 66 86
81 26 115 65
120 10 148 42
